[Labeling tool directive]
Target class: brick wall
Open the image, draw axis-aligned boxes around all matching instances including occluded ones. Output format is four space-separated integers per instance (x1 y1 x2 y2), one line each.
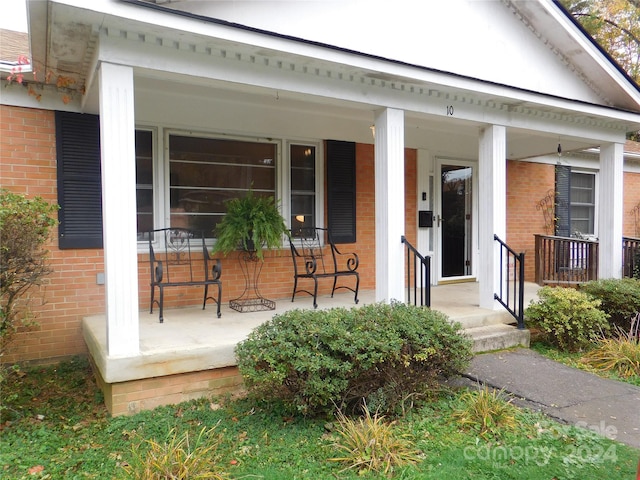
1 106 106 364
506 160 556 281
624 172 640 238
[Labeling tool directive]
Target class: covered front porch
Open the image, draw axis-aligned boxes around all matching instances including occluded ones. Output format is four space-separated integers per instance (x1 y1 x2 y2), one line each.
83 282 538 415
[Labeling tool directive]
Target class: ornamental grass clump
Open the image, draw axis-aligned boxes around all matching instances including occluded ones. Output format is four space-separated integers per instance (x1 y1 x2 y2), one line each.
582 317 640 379
525 286 609 352
329 404 421 476
452 386 521 439
235 302 473 416
124 426 227 480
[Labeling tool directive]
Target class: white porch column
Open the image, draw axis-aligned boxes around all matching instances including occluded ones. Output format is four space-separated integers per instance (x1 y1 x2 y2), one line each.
99 62 140 356
598 142 624 279
375 108 405 303
478 125 507 310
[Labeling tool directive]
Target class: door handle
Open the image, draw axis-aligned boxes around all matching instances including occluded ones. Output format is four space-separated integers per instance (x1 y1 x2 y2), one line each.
437 215 442 227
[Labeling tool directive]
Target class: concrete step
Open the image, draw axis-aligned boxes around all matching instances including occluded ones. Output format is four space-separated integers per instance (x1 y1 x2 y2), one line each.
464 323 530 353
453 309 516 329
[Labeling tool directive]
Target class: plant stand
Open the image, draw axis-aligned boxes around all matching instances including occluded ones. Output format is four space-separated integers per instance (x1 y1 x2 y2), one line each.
229 250 276 312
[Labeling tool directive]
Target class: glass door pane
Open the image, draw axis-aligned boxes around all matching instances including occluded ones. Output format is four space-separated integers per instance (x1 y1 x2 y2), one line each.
440 164 473 278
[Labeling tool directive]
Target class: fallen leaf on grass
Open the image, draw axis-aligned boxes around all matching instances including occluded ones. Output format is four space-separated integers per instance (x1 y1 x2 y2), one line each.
28 465 45 475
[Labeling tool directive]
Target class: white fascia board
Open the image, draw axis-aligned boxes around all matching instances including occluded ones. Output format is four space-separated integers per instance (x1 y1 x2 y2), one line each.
536 0 640 107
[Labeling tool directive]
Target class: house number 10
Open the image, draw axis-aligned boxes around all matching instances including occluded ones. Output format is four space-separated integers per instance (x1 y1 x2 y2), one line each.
446 105 454 116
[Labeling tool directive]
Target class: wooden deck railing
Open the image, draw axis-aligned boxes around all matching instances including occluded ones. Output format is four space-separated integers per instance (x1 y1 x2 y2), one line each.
623 236 640 278
534 234 598 285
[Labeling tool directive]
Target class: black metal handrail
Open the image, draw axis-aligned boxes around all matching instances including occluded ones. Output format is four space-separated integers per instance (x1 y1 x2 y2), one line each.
401 236 431 307
623 236 640 278
494 234 525 330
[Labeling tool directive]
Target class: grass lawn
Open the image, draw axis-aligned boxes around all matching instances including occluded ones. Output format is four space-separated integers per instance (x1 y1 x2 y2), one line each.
1 356 639 479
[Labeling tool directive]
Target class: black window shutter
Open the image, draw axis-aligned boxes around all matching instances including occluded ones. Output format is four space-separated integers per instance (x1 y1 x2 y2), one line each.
326 140 356 243
554 165 571 237
55 111 103 249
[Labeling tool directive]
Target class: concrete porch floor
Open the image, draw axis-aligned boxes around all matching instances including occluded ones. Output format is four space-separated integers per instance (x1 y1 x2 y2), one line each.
82 282 540 414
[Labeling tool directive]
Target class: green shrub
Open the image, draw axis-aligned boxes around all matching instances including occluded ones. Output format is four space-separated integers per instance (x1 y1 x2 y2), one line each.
0 189 58 357
579 278 640 332
525 286 609 352
235 302 473 416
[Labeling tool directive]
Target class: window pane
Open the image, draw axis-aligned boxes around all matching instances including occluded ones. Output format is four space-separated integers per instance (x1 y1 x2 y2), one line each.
169 135 276 235
570 172 595 236
136 130 153 239
290 144 316 232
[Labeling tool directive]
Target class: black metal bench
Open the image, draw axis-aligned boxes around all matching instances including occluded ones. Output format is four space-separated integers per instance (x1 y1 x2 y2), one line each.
148 228 222 323
289 227 359 308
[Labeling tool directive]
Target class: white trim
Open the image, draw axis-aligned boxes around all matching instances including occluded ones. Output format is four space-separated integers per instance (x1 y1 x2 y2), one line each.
434 157 479 284
569 169 598 238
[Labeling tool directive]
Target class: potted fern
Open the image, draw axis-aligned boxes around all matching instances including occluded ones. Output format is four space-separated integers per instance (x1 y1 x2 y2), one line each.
213 190 289 312
212 189 289 260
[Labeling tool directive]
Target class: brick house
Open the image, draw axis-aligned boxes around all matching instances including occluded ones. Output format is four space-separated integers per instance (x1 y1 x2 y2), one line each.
2 0 640 414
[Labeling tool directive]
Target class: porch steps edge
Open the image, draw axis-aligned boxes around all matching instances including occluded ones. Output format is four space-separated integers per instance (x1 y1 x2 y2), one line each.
464 323 530 353
452 309 515 330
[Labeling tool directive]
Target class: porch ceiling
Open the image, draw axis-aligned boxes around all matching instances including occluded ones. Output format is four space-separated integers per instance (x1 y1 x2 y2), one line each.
128 73 610 160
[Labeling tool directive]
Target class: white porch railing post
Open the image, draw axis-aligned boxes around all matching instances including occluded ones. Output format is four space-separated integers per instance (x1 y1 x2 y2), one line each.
478 125 506 310
375 108 405 303
598 142 624 279
99 62 140 356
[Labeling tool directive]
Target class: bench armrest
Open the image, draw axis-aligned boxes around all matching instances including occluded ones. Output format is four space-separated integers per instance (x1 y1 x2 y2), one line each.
206 257 222 281
290 241 320 275
303 255 318 275
153 260 164 283
204 246 222 281
332 246 359 272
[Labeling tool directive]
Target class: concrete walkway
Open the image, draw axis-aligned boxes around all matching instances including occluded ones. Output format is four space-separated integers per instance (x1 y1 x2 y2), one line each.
464 348 640 448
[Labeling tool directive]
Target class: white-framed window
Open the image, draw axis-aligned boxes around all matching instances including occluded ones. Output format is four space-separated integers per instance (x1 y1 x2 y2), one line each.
570 171 596 237
289 143 317 232
135 129 155 240
135 129 321 240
